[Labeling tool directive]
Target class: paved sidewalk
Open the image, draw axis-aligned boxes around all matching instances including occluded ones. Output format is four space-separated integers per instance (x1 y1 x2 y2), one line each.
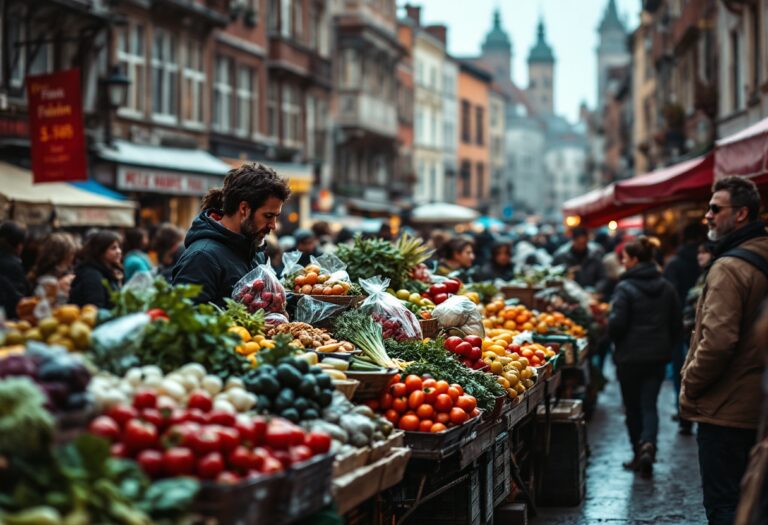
534 363 707 524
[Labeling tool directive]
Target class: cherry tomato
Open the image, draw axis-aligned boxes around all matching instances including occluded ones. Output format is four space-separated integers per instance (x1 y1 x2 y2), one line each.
435 394 453 413
390 382 407 398
106 405 138 428
398 414 420 431
187 391 213 413
137 449 164 478
123 419 158 452
419 419 434 432
392 397 408 414
416 404 435 420
197 452 225 479
408 390 425 409
430 422 448 433
89 415 120 441
449 407 469 425
434 380 450 394
456 395 477 413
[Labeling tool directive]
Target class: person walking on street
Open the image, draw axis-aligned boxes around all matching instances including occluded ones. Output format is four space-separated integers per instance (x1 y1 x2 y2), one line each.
0 221 29 297
172 163 291 306
473 241 515 282
553 226 608 292
680 176 768 525
69 230 123 309
608 236 681 478
123 228 153 281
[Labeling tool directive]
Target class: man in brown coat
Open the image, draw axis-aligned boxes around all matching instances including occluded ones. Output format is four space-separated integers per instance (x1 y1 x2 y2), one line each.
681 176 768 525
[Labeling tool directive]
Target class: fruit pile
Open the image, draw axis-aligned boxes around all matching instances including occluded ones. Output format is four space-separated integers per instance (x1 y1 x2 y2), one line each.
89 394 331 482
285 263 353 296
483 302 586 337
228 325 275 365
424 279 461 306
1 304 97 353
442 335 487 370
372 312 414 342
234 278 286 314
372 374 480 433
390 289 435 320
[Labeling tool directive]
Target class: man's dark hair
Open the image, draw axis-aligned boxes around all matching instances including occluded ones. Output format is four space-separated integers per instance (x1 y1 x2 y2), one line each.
570 226 589 239
682 222 705 243
623 235 658 264
124 228 147 253
0 221 26 250
202 163 291 215
713 176 762 221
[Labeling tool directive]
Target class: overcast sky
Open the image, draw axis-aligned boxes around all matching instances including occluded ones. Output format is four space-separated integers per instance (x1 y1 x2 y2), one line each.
400 0 641 123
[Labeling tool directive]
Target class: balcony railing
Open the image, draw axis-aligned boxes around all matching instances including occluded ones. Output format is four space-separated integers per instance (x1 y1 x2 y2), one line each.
337 92 397 138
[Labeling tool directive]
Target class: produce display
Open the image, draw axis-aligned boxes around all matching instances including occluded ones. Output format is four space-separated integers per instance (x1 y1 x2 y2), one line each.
484 301 586 337
442 335 488 370
2 304 97 352
390 288 435 320
424 278 461 306
266 322 355 352
284 262 354 296
358 277 422 342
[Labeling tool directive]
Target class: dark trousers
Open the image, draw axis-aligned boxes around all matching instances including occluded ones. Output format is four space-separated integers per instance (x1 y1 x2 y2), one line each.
671 340 688 410
616 361 666 448
697 423 757 525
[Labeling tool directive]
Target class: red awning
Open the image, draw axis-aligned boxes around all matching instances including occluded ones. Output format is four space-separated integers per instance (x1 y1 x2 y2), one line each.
715 116 768 185
614 154 714 203
562 184 649 228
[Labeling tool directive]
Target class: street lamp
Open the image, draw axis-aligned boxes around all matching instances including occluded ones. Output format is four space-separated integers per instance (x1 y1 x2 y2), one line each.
101 65 130 147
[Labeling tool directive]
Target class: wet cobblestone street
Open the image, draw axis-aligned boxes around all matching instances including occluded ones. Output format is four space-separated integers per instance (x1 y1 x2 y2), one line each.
535 363 707 525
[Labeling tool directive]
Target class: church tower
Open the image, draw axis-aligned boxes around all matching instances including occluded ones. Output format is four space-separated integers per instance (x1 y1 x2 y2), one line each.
527 19 555 115
481 9 513 82
596 0 629 112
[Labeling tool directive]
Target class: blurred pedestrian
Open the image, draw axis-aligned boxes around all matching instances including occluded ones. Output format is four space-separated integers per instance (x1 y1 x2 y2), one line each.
151 223 185 282
436 237 476 282
553 226 608 291
123 227 153 281
172 163 291 306
27 232 79 305
473 241 515 281
312 221 336 254
0 221 29 296
294 228 320 266
681 176 768 525
609 236 681 478
69 230 123 309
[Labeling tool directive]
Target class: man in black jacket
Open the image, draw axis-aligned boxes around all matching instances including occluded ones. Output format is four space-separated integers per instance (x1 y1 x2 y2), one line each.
172 163 291 306
552 226 608 293
0 221 29 297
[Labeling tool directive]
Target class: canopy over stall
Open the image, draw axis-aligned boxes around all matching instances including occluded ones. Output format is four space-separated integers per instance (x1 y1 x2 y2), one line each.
411 203 479 224
0 162 136 227
715 116 768 186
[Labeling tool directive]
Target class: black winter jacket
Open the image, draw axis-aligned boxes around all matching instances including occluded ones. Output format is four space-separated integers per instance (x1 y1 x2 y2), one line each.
69 261 121 309
608 262 682 365
552 242 607 292
472 262 516 282
662 242 700 309
172 210 265 306
0 248 29 296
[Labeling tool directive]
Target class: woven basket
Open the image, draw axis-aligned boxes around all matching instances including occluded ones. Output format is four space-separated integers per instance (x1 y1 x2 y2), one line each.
345 369 399 401
307 294 364 306
333 379 360 400
419 318 439 339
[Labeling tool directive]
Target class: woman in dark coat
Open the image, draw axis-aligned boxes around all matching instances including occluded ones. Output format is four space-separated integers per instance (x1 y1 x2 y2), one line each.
69 230 123 309
472 241 516 282
608 236 681 478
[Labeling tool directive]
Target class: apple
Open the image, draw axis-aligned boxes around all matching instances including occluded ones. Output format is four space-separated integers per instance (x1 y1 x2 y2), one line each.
429 284 447 296
467 347 483 361
433 293 449 305
455 342 473 357
464 335 482 348
443 279 461 294
444 336 464 353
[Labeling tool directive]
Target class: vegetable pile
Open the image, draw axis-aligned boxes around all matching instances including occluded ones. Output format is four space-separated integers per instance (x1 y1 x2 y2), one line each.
443 335 488 370
285 263 353 296
234 277 286 314
333 310 399 370
266 322 354 352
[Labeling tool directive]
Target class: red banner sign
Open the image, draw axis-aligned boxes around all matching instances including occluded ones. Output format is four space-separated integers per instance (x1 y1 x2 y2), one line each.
26 69 87 184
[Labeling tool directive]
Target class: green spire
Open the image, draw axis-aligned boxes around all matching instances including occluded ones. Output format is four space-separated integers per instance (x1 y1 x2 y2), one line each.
528 19 554 64
599 0 625 33
482 8 512 53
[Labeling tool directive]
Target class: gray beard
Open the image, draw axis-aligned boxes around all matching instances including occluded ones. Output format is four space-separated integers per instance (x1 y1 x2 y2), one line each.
707 229 719 242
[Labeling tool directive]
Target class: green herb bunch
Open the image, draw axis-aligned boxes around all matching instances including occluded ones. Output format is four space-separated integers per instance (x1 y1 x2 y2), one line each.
336 235 409 290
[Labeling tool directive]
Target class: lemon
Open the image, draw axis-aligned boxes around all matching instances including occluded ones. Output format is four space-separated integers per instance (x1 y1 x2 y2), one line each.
396 289 411 300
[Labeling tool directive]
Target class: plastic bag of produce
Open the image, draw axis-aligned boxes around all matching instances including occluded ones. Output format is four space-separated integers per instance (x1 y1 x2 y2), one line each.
232 262 287 314
284 251 353 296
432 295 485 338
90 313 151 374
294 295 346 325
280 250 304 280
359 276 422 341
313 253 351 284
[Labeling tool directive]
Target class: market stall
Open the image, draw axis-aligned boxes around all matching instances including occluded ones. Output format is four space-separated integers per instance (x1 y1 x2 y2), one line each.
0 234 598 524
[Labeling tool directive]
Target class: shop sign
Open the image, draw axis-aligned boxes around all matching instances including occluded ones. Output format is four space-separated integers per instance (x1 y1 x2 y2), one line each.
117 167 220 196
0 117 29 138
26 69 87 184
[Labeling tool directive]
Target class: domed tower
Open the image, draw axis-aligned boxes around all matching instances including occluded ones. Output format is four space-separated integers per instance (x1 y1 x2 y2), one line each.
527 18 555 115
481 8 513 82
596 0 629 112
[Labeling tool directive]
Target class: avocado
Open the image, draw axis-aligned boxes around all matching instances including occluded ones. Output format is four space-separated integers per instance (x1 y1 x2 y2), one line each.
280 407 300 423
276 363 303 388
274 388 296 411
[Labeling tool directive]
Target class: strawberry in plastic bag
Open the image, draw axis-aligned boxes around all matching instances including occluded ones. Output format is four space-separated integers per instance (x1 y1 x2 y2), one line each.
359 276 422 341
232 262 286 314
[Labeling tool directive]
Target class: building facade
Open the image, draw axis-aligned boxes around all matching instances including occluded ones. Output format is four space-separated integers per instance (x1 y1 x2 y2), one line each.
488 87 507 215
457 61 491 211
442 57 459 203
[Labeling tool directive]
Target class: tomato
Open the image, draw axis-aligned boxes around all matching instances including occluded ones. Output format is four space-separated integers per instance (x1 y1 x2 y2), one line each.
289 445 314 465
197 452 225 479
467 347 483 361
265 424 295 450
215 426 241 454
140 408 164 429
384 409 400 425
430 422 448 433
123 419 158 452
137 449 164 478
435 394 453 413
388 374 402 387
163 447 195 477
164 422 199 448
429 283 447 295
379 393 394 410
190 428 221 456
433 293 449 305
443 279 460 294
89 415 121 441
249 447 270 471
443 336 463 352
435 380 450 394
183 408 207 424
455 342 473 356
419 419 434 432
435 412 451 424
261 456 284 474
446 387 461 402
456 395 477 413
408 390 425 409
404 375 423 393
187 391 213 413
449 407 469 425
422 378 437 390
106 405 138 428
216 471 240 484
471 408 481 418
228 446 253 472
398 414 420 431
272 449 293 468
423 387 438 405
416 404 435 420
305 431 331 454
251 417 268 446
464 335 482 348
365 399 380 411
111 442 128 458
146 308 169 321
207 410 236 428
392 397 408 414
390 382 407 398
133 389 158 410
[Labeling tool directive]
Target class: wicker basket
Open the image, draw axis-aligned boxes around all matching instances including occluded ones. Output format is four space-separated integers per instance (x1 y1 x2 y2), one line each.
419 318 439 339
333 379 360 400
345 368 399 401
500 285 543 308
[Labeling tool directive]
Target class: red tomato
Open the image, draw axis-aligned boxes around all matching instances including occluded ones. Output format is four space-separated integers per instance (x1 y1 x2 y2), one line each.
249 447 270 471
435 381 450 394
132 389 157 410
429 283 447 295
137 449 164 478
423 387 438 405
443 279 460 294
365 399 380 411
89 415 121 441
449 407 469 425
384 409 400 425
464 335 482 348
187 391 213 413
164 422 199 448
163 447 196 476
443 336 464 352
305 431 332 454
379 393 394 410
265 423 296 450
416 404 435 420
189 428 221 456
390 382 407 398
392 397 408 414
216 471 240 484
197 452 225 479
289 445 314 465
228 446 253 472
422 378 437 390
435 412 451 425
388 374 402 387
455 342 473 356
111 442 128 458
404 375 423 393
470 408 481 418
183 408 207 424
435 394 453 413
450 384 464 396
140 408 164 429
433 293 449 305
419 419 434 432
215 426 241 454
398 414 420 431
468 347 483 361
456 395 477 413
446 387 461 402
106 405 138 428
408 390 425 409
146 308 169 321
207 410 236 428
123 419 158 452
261 456 284 474
430 422 448 433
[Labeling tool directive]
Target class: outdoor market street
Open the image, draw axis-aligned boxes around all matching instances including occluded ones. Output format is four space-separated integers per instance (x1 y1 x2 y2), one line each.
536 363 706 525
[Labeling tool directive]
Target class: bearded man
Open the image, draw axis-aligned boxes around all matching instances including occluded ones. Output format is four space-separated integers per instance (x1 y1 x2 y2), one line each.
172 163 291 306
680 176 768 525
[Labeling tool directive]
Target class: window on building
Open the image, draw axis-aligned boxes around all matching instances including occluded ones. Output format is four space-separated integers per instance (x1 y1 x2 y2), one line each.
267 79 279 137
461 161 471 198
281 0 292 37
182 40 204 125
268 0 279 32
340 49 360 88
306 94 316 158
151 29 178 119
430 66 437 90
309 2 319 50
475 106 484 145
430 112 437 146
750 5 760 93
236 66 254 137
415 108 424 146
461 100 471 143
444 121 455 151
283 83 301 144
430 164 438 200
293 0 304 42
213 56 232 132
731 30 744 110
117 24 146 113
8 21 25 89
476 162 484 199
